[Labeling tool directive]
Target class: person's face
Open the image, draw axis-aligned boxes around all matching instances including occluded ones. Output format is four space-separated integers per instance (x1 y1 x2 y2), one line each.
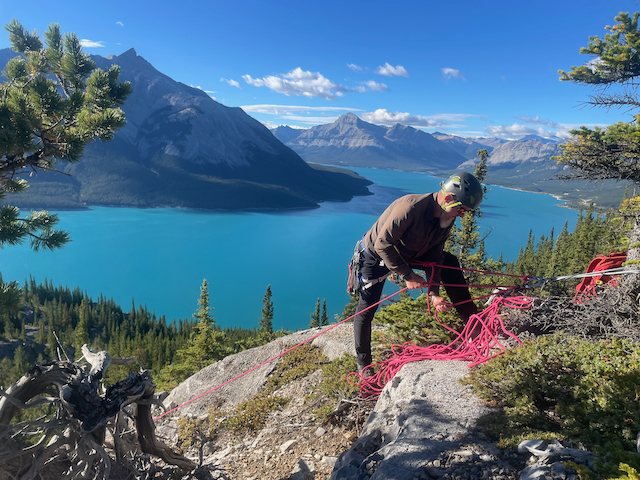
440 189 469 217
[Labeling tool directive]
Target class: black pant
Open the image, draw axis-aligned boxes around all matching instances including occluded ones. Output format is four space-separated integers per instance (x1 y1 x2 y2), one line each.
353 250 478 367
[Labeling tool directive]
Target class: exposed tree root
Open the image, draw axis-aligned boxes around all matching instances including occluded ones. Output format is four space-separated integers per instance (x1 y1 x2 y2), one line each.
0 345 196 479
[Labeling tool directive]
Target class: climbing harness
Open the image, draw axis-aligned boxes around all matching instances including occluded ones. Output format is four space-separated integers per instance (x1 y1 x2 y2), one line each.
346 241 361 294
346 241 389 292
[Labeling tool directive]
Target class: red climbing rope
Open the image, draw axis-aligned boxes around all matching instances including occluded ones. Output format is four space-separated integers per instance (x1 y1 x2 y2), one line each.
348 294 533 398
574 251 628 304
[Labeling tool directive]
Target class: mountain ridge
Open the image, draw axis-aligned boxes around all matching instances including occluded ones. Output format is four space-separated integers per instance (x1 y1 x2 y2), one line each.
274 113 467 172
272 115 628 209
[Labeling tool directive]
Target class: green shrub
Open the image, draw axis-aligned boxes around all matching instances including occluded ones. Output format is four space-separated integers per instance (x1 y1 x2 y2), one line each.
265 343 327 392
176 405 221 452
463 333 640 453
375 293 465 345
222 392 290 435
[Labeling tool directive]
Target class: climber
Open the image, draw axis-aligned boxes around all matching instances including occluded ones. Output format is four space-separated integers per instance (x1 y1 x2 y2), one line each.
348 172 484 373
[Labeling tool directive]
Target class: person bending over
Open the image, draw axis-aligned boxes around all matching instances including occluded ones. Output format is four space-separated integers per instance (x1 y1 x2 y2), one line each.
350 172 483 372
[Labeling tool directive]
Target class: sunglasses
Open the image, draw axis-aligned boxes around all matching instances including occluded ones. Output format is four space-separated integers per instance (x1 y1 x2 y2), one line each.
441 186 472 214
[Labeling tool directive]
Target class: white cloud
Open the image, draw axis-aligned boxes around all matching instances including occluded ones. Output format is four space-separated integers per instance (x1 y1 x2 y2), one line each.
221 78 241 88
361 109 448 128
485 123 565 140
116 21 124 27
243 67 347 100
240 104 363 115
240 104 364 125
441 68 466 81
376 63 409 77
353 80 390 93
80 39 105 48
348 63 363 72
363 80 389 92
517 115 559 127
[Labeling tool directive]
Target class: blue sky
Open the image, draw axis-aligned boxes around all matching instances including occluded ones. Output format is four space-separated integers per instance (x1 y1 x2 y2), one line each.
2 0 638 139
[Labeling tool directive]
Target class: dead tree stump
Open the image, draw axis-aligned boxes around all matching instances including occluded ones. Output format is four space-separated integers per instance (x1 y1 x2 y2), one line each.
0 345 196 479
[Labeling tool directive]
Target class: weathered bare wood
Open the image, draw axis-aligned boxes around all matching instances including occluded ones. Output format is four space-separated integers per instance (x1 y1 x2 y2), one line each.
112 412 139 463
81 344 111 383
0 349 196 479
135 382 197 471
0 362 79 429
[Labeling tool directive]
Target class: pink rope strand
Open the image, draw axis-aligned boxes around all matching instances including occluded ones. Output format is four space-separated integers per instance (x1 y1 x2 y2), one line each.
152 286 410 421
348 295 533 398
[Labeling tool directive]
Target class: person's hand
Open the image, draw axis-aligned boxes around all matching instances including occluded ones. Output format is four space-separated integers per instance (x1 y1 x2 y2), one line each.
430 295 452 312
405 274 427 290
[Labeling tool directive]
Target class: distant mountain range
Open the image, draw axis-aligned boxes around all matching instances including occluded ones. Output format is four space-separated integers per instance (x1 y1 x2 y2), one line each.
0 48 371 211
273 113 467 172
272 115 628 209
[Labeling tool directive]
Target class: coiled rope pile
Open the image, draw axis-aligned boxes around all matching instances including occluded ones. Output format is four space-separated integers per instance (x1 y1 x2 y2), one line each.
348 294 533 398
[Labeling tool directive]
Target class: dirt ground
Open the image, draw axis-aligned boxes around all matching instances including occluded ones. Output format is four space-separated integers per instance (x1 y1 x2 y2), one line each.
157 367 375 480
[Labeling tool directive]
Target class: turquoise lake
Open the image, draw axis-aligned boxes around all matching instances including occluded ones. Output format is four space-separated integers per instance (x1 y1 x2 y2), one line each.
0 168 578 331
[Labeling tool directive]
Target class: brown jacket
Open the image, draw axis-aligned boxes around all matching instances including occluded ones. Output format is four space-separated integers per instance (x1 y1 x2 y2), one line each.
361 193 451 290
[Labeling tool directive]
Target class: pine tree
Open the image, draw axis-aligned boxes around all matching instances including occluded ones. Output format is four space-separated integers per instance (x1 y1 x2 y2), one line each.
73 298 90 354
36 316 46 344
0 20 131 251
0 357 12 387
0 274 21 317
309 298 320 328
10 345 28 382
155 279 227 389
320 299 328 326
557 12 640 266
259 285 274 335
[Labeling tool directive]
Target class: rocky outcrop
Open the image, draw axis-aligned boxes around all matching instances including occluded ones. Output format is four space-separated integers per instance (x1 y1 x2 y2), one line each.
156 325 599 480
163 324 357 416
329 360 497 480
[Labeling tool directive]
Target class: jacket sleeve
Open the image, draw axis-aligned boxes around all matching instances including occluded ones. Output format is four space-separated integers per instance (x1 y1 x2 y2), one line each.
372 201 415 277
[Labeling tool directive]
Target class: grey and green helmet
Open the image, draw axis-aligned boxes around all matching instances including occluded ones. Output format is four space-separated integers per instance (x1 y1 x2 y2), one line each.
442 172 483 211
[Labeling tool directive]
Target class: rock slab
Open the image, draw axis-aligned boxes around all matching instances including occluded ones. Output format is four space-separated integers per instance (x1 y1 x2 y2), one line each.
330 360 494 480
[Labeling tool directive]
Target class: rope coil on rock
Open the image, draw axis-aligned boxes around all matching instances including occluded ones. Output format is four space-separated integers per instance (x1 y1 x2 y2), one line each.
349 295 533 398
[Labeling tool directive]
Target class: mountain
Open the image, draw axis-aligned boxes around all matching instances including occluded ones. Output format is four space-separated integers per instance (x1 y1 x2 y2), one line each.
270 125 306 144
0 48 371 210
431 132 506 160
274 116 628 209
459 137 628 208
519 134 563 144
272 113 468 172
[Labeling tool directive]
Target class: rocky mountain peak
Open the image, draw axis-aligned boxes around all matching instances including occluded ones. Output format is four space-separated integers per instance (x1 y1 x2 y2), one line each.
339 112 360 123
